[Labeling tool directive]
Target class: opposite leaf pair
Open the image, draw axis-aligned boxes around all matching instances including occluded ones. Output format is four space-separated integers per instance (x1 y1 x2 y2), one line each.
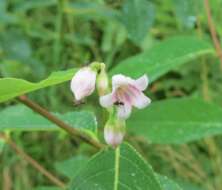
70 62 151 147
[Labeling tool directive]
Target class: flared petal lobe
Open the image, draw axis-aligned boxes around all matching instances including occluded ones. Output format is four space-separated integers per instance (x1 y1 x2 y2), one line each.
132 92 151 109
99 93 115 107
134 74 149 91
112 74 133 89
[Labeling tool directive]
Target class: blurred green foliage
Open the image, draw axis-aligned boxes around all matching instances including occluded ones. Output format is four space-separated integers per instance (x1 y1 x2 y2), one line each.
1 0 222 189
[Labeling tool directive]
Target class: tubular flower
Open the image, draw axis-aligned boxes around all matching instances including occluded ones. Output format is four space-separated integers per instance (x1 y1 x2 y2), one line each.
70 67 97 101
100 74 151 119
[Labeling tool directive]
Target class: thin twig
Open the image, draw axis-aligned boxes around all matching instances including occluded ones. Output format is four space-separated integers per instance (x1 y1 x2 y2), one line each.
3 167 12 190
200 2 222 188
0 134 66 189
53 0 64 66
196 11 211 101
204 0 222 69
18 95 105 149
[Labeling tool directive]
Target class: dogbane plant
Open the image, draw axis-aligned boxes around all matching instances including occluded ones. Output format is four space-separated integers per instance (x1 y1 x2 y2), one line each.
70 62 151 147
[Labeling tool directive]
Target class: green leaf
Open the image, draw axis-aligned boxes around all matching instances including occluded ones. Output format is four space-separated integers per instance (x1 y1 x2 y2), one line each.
64 2 118 20
34 187 61 190
128 98 222 144
55 155 88 179
0 105 97 137
15 0 57 12
55 153 182 190
0 31 31 61
0 68 75 103
120 0 155 43
178 181 203 190
0 138 5 153
69 143 162 190
174 0 201 29
157 175 182 190
111 36 214 82
0 0 6 12
0 13 18 25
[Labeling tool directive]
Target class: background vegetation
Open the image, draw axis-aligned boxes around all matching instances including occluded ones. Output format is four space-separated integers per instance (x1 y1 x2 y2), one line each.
1 0 222 190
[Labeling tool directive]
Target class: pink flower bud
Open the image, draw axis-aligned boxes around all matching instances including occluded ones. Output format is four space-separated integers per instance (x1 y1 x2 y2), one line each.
70 67 97 101
104 119 125 148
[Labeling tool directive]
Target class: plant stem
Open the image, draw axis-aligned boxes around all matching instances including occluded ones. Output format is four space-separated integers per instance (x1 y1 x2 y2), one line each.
204 0 222 70
196 13 211 101
201 61 210 101
0 134 66 189
3 167 11 190
114 147 120 190
198 3 222 188
18 95 105 149
53 0 64 67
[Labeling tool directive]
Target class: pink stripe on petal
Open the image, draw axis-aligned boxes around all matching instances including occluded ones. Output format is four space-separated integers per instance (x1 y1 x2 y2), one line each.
123 91 133 105
116 89 124 103
128 85 140 98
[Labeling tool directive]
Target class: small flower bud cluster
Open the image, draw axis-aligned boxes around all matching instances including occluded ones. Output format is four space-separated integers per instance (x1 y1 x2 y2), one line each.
70 62 151 148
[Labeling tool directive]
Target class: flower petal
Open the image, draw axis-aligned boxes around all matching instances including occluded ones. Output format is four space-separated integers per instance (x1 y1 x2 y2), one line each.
70 67 96 100
117 103 132 119
112 74 133 89
104 127 124 148
99 93 115 107
132 92 151 109
134 74 149 91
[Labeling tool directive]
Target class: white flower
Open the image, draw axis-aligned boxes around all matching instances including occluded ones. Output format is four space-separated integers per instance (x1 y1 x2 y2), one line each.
100 74 151 119
70 67 97 101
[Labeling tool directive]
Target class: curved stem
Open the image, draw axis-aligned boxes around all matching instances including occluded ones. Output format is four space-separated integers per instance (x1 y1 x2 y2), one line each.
18 95 105 150
0 134 66 189
204 0 222 70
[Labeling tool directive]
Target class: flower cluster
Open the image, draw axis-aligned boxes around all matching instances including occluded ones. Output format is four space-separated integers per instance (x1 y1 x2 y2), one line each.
70 62 151 147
